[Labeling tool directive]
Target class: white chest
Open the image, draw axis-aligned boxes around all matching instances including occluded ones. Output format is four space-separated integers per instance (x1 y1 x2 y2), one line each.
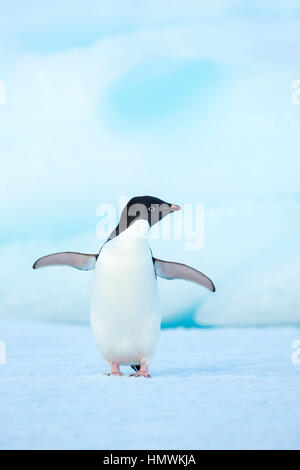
90 221 161 365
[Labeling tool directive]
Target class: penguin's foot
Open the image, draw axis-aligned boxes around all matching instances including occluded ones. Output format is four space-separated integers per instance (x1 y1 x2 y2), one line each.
106 362 123 376
130 371 151 378
130 362 151 378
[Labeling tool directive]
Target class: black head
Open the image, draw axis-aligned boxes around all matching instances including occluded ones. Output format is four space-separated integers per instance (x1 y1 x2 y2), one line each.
108 195 181 240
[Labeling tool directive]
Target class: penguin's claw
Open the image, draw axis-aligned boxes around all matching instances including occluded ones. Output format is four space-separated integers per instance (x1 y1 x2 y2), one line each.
130 371 151 378
105 372 123 376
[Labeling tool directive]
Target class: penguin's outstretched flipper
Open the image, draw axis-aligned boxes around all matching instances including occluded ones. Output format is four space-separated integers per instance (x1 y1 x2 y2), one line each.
154 258 215 292
33 252 97 271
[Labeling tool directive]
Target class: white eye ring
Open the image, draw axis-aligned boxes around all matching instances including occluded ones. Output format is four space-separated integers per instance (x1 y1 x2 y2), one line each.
148 206 155 212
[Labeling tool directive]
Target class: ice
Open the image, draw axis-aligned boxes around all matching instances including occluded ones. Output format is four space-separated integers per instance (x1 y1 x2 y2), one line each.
0 321 299 450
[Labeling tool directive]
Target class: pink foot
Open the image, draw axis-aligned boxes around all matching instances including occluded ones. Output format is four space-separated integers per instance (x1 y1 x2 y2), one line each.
106 362 123 376
105 372 123 376
130 362 151 378
130 371 151 378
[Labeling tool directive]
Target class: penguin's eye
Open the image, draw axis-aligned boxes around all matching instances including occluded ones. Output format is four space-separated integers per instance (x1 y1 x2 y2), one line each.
148 206 155 212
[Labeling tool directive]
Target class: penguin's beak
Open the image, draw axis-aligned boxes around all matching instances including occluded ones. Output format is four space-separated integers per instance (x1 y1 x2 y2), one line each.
169 204 181 212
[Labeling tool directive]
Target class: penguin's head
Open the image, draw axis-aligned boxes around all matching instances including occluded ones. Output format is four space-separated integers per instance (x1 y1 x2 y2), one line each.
109 196 181 240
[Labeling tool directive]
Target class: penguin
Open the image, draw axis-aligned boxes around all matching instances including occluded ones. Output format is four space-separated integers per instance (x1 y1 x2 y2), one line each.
33 196 215 377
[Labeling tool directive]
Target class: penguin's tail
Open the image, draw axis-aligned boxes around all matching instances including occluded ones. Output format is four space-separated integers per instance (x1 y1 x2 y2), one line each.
131 365 140 372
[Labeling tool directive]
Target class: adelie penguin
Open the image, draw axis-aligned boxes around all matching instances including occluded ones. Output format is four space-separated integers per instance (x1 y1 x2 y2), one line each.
33 196 215 378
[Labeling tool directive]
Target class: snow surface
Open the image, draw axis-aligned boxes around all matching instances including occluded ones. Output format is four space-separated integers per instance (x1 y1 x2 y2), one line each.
0 321 299 450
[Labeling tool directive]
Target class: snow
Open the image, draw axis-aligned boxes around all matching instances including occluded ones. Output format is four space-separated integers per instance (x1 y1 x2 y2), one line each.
0 321 299 450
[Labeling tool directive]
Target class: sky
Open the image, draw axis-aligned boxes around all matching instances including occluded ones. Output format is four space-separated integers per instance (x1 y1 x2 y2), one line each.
0 0 300 326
